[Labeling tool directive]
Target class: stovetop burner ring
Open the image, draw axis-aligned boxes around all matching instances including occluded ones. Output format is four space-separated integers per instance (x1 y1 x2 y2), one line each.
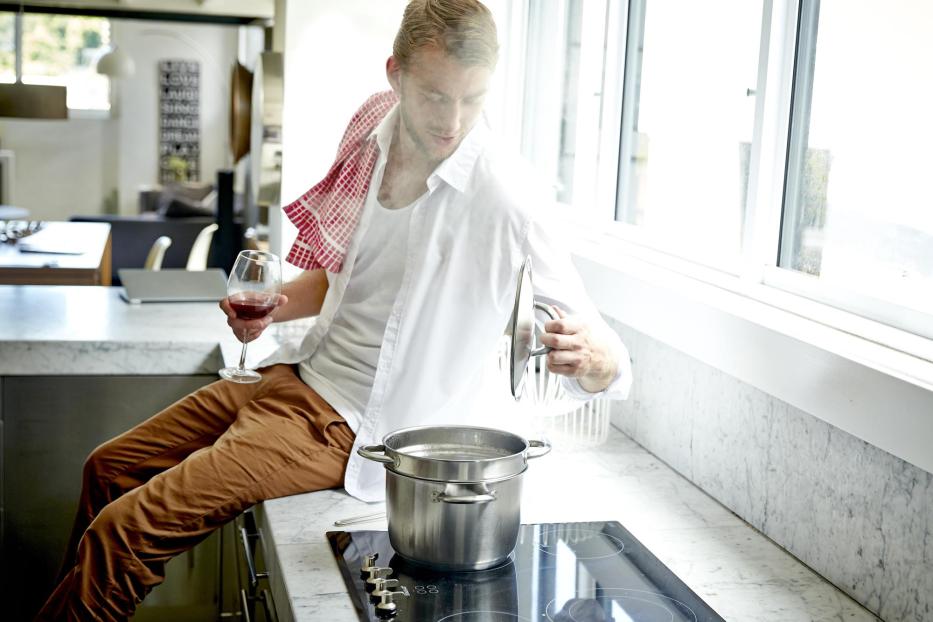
436 611 532 622
536 525 625 559
545 588 699 622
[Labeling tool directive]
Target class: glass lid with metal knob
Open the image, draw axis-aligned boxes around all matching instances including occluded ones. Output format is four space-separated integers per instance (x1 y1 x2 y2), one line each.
508 256 558 399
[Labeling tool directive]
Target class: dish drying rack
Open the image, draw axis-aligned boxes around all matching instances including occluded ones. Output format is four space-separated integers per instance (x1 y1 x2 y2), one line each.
497 336 610 449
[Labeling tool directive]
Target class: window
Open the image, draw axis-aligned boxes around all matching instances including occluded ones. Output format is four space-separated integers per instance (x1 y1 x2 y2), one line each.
510 0 616 215
1 11 111 111
516 0 933 342
617 0 763 269
0 13 13 82
780 0 933 332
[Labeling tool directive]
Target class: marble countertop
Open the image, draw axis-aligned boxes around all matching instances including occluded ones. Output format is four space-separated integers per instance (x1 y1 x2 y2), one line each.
0 284 303 375
0 284 880 620
262 428 880 622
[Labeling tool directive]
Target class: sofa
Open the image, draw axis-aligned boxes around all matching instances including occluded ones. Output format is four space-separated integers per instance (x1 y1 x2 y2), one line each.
72 172 247 285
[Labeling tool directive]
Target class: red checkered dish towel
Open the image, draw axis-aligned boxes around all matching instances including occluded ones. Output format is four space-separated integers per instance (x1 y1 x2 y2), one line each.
282 90 399 272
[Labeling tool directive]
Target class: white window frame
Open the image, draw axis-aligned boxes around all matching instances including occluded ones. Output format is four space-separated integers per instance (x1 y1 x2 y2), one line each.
506 0 933 474
530 0 933 356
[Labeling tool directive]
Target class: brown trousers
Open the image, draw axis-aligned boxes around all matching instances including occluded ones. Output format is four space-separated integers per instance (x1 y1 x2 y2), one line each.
35 364 355 622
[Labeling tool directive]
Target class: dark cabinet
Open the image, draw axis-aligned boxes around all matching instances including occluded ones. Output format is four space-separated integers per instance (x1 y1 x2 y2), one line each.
0 374 217 621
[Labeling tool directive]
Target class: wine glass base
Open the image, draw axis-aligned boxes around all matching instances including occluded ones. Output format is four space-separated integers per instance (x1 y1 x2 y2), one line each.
219 367 262 384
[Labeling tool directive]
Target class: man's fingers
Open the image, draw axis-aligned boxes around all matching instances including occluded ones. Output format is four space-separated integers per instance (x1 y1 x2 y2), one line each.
547 359 583 376
548 347 587 366
544 313 584 336
539 332 576 350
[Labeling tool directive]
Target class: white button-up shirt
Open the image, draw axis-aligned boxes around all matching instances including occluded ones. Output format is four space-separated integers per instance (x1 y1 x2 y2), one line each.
262 106 631 502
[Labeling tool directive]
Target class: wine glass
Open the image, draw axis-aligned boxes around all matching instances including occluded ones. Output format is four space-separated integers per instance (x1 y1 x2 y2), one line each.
219 250 282 383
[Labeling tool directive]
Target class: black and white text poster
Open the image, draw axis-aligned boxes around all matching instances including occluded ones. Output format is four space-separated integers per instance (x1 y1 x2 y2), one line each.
158 59 200 183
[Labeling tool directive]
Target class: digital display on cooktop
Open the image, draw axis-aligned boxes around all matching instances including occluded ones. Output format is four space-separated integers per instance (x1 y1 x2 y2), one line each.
327 521 726 622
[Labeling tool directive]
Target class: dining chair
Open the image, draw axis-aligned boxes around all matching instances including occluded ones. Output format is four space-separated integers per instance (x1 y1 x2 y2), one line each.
144 235 172 270
185 223 219 271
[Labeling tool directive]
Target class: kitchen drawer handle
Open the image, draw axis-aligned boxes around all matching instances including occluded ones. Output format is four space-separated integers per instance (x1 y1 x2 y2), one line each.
239 525 269 590
357 444 395 464
260 588 278 622
526 439 552 459
240 588 253 622
240 587 277 622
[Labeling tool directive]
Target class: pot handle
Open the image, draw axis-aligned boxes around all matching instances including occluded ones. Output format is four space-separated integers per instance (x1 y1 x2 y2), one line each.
526 439 552 459
357 444 395 465
434 484 497 505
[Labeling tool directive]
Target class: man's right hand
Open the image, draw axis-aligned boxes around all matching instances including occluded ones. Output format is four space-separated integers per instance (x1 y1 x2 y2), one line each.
220 268 327 342
219 294 289 343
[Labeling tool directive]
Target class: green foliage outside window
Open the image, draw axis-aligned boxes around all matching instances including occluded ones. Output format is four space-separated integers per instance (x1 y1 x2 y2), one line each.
22 14 109 77
2 13 111 78
0 12 111 109
0 13 13 79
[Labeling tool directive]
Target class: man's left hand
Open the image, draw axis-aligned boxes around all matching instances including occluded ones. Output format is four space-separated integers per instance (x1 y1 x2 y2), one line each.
538 307 618 393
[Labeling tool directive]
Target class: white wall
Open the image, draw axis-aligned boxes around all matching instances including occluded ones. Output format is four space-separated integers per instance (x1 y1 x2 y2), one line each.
113 19 240 214
0 118 114 221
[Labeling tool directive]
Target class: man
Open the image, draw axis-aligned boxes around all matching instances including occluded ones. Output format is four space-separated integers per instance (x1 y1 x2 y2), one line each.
36 1 630 619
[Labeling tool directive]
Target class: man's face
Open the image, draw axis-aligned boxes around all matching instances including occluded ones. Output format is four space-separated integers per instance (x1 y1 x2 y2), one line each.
388 45 493 165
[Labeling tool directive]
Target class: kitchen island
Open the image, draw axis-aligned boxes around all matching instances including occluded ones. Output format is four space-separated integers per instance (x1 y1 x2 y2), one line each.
0 285 253 620
1 285 879 622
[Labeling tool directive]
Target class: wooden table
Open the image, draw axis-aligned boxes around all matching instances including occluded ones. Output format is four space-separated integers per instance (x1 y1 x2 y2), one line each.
0 221 112 286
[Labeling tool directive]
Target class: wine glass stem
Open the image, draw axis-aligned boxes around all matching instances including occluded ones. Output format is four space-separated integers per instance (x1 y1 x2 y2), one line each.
238 330 249 371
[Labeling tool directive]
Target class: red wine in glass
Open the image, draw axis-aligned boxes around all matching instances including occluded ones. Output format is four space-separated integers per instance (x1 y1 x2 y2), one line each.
219 250 282 383
228 294 277 320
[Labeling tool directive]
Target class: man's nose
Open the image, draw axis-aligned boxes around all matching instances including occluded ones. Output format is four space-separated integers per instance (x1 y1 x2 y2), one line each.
436 100 462 135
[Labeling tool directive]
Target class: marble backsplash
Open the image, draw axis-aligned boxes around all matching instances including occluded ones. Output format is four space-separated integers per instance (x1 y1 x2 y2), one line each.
606 319 933 622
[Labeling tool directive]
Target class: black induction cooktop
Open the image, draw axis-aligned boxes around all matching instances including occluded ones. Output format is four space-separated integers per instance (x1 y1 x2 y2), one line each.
327 521 726 622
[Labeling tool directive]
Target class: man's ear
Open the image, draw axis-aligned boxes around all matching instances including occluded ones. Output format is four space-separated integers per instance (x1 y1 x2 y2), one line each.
386 55 402 93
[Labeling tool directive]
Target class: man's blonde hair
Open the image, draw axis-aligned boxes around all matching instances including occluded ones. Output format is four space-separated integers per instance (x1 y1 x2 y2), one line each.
393 0 499 69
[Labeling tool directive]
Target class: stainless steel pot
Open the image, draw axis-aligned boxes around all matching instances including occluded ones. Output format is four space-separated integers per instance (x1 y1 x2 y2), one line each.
358 425 550 571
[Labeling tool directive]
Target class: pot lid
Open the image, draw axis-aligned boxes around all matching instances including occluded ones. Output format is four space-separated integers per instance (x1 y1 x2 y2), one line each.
509 256 536 399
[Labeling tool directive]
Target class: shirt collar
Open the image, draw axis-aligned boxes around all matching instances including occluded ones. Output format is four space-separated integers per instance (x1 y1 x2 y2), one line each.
371 104 397 156
368 104 488 194
431 118 488 193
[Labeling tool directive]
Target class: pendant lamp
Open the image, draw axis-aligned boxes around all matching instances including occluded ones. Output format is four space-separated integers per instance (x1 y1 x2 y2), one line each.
96 46 136 78
0 83 68 119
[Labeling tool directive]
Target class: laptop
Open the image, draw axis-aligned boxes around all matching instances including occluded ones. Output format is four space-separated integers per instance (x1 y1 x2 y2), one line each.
119 268 228 304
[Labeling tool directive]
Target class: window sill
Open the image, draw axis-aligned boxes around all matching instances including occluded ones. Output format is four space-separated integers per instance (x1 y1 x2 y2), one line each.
67 108 111 121
571 226 933 476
